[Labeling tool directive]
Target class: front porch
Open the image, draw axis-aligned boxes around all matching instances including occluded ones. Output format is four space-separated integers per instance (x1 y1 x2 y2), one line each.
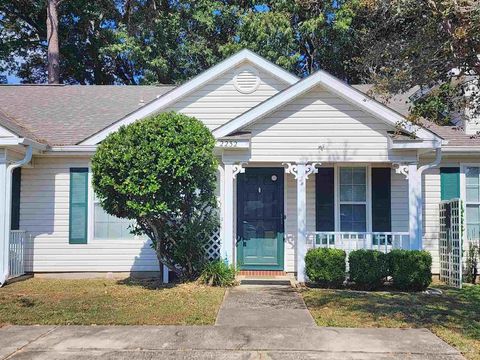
218 162 422 282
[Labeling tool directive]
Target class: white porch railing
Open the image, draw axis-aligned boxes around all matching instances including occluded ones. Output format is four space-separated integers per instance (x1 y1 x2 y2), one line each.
9 230 26 279
307 232 411 254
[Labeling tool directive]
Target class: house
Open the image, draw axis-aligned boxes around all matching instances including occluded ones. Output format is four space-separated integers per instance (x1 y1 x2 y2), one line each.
0 49 478 284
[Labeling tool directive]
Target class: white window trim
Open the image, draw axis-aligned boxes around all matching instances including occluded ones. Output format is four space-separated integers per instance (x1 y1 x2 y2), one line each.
87 168 143 244
460 163 480 244
334 164 372 233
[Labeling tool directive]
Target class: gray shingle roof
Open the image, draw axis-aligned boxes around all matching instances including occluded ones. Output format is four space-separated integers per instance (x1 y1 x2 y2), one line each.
352 84 480 147
0 85 174 146
0 83 477 147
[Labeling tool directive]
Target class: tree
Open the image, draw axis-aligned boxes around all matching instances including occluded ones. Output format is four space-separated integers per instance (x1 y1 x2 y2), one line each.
46 0 60 83
353 0 480 123
221 1 361 80
91 112 218 281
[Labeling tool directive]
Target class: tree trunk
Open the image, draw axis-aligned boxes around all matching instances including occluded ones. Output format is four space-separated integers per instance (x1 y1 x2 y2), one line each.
46 0 60 84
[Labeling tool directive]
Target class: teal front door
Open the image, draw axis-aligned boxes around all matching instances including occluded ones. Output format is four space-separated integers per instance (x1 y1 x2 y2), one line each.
237 168 284 270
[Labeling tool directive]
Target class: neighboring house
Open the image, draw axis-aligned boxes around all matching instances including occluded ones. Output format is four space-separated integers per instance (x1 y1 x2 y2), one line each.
0 49 478 284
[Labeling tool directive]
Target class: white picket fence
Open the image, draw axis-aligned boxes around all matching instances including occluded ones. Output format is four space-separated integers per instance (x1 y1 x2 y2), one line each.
9 230 26 279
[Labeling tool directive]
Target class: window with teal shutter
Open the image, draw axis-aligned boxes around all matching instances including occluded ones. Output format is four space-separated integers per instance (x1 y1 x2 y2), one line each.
440 167 460 201
69 168 88 244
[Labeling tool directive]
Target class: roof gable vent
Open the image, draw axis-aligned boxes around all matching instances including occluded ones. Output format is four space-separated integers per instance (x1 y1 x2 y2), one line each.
233 66 260 94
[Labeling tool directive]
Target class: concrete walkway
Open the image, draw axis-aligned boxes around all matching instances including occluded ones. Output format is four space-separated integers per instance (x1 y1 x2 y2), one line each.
0 284 464 359
215 284 316 327
0 325 464 359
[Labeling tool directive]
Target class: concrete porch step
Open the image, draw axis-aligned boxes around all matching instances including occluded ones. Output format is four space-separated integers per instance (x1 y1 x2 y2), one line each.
239 279 292 286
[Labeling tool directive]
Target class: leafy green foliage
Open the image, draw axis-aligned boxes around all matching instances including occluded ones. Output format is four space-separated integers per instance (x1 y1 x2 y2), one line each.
199 260 237 287
1 0 362 84
465 243 479 284
305 248 346 287
348 249 388 290
411 83 460 126
353 0 480 123
388 250 432 291
91 112 218 281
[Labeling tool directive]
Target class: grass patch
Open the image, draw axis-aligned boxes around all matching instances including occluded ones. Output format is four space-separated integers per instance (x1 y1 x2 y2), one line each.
302 284 480 360
0 278 225 326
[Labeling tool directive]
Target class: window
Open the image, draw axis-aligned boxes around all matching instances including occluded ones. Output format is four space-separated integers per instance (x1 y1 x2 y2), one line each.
93 194 136 240
339 167 367 232
465 167 480 241
69 168 89 244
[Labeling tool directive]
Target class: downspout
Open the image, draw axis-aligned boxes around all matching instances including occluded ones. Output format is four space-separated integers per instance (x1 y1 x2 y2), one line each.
0 145 33 286
415 147 442 249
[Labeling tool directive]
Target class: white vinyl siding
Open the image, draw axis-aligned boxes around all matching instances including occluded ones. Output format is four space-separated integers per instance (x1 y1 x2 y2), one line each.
20 156 158 272
245 85 417 163
391 169 409 232
168 62 289 130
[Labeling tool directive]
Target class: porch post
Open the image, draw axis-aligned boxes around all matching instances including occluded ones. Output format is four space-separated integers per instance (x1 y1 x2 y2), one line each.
408 164 422 250
296 164 308 283
0 162 7 285
222 163 244 265
285 162 318 283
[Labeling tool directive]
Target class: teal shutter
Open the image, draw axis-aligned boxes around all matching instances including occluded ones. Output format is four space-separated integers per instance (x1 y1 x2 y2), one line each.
371 168 391 232
315 168 335 231
11 168 21 230
440 167 460 201
69 168 88 244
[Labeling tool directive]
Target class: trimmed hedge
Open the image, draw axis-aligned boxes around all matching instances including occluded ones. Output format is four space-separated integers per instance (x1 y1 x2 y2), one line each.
349 249 388 290
305 248 346 286
388 250 432 291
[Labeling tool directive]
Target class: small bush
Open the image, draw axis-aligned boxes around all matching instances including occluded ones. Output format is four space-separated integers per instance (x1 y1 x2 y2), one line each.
349 250 388 290
199 260 237 287
305 248 346 287
388 250 432 291
465 242 479 284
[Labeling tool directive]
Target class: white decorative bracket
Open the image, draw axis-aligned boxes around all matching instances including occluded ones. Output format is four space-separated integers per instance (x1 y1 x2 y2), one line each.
232 163 246 179
283 163 299 179
284 162 320 185
393 163 410 180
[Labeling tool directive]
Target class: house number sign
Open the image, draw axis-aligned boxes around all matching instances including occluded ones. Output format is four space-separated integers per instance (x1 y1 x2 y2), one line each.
218 140 238 147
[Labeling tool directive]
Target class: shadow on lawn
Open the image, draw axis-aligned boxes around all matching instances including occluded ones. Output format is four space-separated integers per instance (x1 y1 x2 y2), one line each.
117 277 180 290
305 285 480 341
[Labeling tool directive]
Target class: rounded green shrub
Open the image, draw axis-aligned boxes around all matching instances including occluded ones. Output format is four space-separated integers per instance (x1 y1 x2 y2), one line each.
349 249 388 290
92 111 218 281
199 260 237 287
388 250 432 291
305 248 346 287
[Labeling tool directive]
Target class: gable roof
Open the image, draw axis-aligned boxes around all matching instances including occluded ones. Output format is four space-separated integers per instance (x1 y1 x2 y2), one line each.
213 70 443 145
0 85 173 146
80 49 299 145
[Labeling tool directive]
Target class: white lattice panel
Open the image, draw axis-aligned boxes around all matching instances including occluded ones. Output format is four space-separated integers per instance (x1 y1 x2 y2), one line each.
439 199 463 288
205 228 221 261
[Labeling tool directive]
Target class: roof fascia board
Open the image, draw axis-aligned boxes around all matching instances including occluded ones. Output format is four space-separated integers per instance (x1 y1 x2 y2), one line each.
80 49 299 145
213 70 443 145
0 137 46 150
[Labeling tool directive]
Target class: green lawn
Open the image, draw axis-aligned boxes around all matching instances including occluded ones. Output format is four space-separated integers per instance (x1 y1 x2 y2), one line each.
0 278 225 326
302 284 480 360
